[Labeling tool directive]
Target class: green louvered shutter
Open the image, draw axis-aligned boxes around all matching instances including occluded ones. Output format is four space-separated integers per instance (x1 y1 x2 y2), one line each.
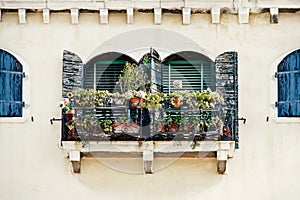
163 60 215 93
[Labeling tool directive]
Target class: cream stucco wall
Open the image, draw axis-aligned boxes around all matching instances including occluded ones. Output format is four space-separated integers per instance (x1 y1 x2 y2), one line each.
0 11 300 200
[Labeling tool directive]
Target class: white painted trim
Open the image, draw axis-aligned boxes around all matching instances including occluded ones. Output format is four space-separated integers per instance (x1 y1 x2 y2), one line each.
269 48 300 123
0 48 30 123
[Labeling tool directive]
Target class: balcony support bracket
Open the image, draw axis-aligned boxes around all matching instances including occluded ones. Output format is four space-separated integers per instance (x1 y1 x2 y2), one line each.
143 141 154 174
69 150 81 173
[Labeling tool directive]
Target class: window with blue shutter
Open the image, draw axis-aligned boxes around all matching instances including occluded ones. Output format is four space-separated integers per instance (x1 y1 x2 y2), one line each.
0 49 23 117
277 49 300 117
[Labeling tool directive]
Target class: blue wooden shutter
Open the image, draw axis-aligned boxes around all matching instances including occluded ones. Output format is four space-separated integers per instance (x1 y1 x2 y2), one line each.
277 49 300 117
0 49 23 117
215 52 239 148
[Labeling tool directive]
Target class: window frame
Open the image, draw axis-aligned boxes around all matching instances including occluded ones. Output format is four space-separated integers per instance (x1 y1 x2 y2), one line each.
0 49 30 123
270 48 300 123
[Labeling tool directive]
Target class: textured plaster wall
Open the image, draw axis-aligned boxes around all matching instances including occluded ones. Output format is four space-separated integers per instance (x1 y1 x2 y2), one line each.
0 11 300 200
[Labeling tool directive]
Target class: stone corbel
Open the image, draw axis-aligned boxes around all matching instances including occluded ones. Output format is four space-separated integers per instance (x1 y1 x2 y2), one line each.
69 150 81 173
211 7 221 24
216 142 234 174
127 8 133 24
154 8 162 25
43 8 50 24
143 141 154 174
70 8 79 24
238 7 249 24
182 7 191 25
100 8 108 24
270 7 279 24
18 8 26 24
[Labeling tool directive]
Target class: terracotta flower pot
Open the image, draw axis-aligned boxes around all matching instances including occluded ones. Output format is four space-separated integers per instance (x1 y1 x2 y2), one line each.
171 96 182 108
167 123 179 132
130 97 145 107
156 124 166 133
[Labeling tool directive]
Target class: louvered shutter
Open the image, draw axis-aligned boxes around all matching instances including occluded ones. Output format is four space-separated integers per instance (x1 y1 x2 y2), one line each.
163 60 214 93
215 52 239 148
0 49 23 117
62 50 83 98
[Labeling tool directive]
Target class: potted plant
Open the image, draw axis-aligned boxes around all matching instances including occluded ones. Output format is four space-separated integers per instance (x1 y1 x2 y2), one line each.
116 62 149 107
154 117 166 133
169 90 190 108
178 116 193 132
99 119 113 134
144 92 165 109
73 89 95 108
111 92 127 106
129 90 147 107
75 114 99 135
193 89 224 110
166 115 180 132
94 90 112 107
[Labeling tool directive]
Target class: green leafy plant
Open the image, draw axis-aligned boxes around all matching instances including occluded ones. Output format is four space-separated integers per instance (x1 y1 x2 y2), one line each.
193 90 224 110
99 119 113 134
94 90 112 107
144 92 166 109
75 114 99 134
117 62 148 93
73 89 95 108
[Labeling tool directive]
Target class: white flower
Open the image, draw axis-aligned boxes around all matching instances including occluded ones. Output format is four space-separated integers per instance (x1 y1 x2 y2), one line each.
173 80 182 89
136 90 146 98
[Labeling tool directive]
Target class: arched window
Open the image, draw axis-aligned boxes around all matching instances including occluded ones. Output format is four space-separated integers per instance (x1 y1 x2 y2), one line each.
84 52 137 92
277 49 300 117
162 51 215 93
0 49 23 117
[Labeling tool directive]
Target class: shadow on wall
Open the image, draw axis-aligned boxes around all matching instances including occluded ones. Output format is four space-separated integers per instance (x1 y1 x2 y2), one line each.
76 158 223 196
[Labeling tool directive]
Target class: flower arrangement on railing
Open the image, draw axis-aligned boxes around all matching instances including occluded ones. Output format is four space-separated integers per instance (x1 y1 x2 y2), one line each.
144 92 166 109
60 61 226 142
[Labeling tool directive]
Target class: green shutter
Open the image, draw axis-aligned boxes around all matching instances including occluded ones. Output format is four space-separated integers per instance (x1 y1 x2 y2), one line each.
163 60 214 93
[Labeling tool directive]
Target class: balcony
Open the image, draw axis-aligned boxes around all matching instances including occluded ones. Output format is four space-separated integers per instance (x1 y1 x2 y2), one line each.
60 90 235 174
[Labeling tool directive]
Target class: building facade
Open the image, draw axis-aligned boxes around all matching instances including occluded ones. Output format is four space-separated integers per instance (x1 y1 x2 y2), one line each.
0 1 300 200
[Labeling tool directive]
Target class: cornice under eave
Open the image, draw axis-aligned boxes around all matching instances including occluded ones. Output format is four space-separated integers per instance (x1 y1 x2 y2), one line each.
1 0 300 24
